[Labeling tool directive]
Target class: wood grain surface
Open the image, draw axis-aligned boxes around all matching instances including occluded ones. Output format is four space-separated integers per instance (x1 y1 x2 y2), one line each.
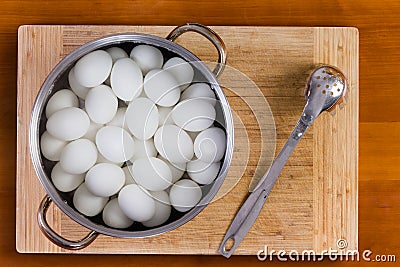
16 25 358 254
1 0 399 266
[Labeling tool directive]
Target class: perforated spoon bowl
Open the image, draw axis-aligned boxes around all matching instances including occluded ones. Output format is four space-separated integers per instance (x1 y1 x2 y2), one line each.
218 65 347 258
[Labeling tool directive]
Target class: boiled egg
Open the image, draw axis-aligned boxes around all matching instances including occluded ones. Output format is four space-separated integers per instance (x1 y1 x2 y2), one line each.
154 125 193 163
46 107 90 141
171 99 216 132
180 83 216 106
130 45 163 75
187 159 221 185
131 157 172 191
51 162 84 192
144 69 180 107
193 127 226 162
102 198 134 229
40 131 68 161
74 50 112 87
110 58 143 101
68 67 90 99
142 190 171 227
169 179 202 212
106 47 128 63
85 84 118 124
163 57 194 91
45 89 79 118
95 126 135 164
125 97 159 140
85 163 125 197
73 183 108 217
59 139 98 174
118 184 155 222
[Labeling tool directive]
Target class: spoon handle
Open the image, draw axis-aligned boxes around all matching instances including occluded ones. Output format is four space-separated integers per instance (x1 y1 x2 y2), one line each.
218 115 314 258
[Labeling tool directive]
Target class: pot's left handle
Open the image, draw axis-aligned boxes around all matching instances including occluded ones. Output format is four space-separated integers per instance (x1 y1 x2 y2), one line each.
37 195 99 250
166 23 227 78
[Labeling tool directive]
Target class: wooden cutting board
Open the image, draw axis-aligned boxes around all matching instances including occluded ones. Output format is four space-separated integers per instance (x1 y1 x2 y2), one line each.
16 25 358 254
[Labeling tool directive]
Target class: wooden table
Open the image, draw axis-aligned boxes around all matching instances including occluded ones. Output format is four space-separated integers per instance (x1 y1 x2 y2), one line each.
2 0 399 266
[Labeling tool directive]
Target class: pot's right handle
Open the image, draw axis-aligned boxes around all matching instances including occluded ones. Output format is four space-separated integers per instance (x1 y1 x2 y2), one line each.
37 195 99 250
166 23 227 78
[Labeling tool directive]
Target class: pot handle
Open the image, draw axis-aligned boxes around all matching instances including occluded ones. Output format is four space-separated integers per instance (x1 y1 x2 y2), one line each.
37 195 99 250
166 23 227 78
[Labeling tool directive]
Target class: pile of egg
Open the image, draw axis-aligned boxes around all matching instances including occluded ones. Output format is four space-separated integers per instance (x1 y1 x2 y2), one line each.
41 44 227 229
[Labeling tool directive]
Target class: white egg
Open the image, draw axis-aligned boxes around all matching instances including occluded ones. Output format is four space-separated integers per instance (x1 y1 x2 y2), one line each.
83 121 103 142
158 106 174 126
194 127 226 163
96 153 123 167
163 57 194 91
157 155 185 183
129 137 157 161
122 166 136 185
102 198 134 229
59 139 98 174
40 131 68 161
74 50 112 87
187 159 221 185
73 183 108 217
142 191 171 227
51 162 84 192
125 97 159 140
96 126 135 164
68 67 90 99
85 163 125 197
180 83 217 106
171 99 216 132
118 184 155 222
169 179 202 212
106 107 128 131
130 45 163 75
144 69 180 107
45 89 79 118
154 125 194 163
85 84 118 124
110 58 143 101
106 47 128 63
131 157 172 191
46 107 90 141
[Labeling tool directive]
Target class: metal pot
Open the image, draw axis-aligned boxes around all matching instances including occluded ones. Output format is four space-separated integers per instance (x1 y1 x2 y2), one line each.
29 23 234 250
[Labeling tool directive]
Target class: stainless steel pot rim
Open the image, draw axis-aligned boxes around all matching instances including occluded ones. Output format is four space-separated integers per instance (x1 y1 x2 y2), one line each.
30 31 234 238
